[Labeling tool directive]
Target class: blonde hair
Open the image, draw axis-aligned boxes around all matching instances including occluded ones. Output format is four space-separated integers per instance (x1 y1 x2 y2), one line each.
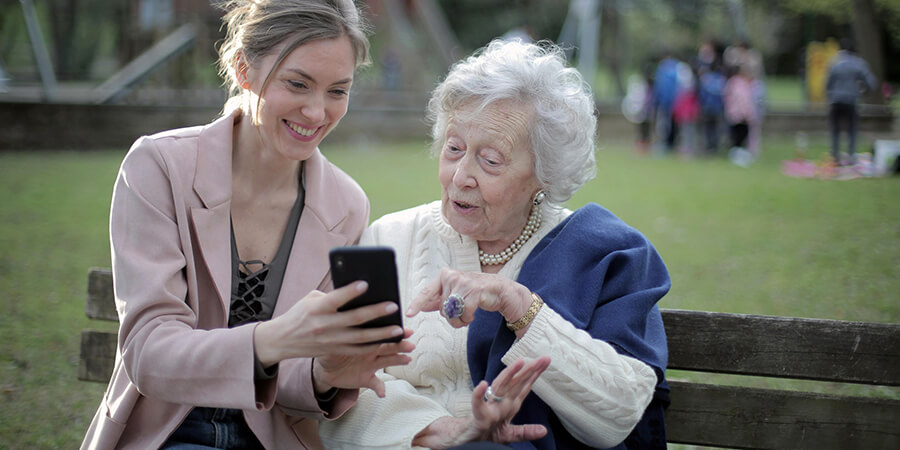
216 0 371 113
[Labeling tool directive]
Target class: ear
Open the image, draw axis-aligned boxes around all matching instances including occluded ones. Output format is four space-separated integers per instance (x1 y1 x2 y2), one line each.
235 52 251 90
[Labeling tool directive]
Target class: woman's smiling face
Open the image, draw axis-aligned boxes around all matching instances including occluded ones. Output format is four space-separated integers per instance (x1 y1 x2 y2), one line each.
243 34 355 161
438 100 542 252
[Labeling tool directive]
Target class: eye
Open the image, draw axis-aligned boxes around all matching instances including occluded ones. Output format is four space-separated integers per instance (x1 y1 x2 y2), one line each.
287 80 308 90
479 149 504 168
444 139 463 153
443 143 464 158
329 88 349 97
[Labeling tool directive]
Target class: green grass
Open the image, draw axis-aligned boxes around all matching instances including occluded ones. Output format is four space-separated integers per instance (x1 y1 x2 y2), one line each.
1 135 898 448
0 152 121 448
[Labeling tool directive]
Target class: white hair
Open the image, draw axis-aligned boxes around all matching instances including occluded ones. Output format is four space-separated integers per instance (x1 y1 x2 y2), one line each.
427 39 597 205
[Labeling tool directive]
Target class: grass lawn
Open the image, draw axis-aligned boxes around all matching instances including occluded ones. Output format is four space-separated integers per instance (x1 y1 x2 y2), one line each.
1 132 898 448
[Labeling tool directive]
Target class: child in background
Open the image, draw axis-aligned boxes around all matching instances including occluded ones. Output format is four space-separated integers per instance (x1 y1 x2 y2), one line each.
622 67 654 154
698 62 727 156
673 64 700 158
723 64 758 167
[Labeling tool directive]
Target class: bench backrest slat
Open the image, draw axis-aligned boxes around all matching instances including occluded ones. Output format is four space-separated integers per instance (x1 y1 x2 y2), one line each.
78 330 117 382
665 380 900 449
86 268 116 321
663 309 900 386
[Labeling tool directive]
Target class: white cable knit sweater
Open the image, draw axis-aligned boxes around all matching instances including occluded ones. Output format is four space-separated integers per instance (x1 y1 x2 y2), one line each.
318 201 657 449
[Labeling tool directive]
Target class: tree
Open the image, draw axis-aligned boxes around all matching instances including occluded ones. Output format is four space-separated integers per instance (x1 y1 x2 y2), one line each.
783 0 900 103
851 0 884 103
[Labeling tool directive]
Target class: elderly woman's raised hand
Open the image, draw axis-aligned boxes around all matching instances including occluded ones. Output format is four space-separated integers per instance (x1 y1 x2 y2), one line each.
412 356 551 449
407 268 534 331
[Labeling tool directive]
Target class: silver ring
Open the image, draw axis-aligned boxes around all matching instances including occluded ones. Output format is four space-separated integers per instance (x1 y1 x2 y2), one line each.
484 385 504 403
441 293 465 319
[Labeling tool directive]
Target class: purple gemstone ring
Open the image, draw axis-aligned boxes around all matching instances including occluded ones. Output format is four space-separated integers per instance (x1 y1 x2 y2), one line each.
441 293 466 320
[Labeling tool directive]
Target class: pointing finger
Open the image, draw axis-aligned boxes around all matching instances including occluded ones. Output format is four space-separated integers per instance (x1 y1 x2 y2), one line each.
407 276 443 316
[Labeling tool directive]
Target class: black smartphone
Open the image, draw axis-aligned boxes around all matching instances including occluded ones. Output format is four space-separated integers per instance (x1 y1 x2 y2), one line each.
329 246 403 343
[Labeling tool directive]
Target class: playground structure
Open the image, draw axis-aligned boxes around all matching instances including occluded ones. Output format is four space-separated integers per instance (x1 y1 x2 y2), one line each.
1 0 895 150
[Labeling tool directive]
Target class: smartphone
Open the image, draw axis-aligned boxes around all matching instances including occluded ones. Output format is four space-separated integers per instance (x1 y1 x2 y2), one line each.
329 246 403 343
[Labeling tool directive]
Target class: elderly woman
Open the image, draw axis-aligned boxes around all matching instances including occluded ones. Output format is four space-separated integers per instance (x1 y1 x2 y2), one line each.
319 39 670 450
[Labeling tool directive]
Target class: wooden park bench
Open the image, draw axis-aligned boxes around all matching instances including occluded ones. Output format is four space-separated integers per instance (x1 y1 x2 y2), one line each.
80 268 900 449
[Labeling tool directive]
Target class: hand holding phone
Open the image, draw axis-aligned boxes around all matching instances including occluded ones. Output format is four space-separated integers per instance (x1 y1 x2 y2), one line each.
329 246 404 343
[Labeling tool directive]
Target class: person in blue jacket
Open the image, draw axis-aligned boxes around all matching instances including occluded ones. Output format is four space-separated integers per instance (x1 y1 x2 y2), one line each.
826 37 878 165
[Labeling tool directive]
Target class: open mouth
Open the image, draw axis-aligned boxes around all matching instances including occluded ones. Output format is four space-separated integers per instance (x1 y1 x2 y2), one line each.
284 120 319 137
453 200 476 210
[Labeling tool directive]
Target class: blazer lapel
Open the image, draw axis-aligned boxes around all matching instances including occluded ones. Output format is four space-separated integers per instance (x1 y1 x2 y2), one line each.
191 110 239 319
192 204 231 319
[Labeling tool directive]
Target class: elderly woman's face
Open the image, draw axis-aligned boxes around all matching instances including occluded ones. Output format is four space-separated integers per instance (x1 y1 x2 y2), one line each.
439 100 541 250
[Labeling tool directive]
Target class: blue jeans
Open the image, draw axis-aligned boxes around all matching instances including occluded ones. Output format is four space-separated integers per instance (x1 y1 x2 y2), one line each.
161 407 264 449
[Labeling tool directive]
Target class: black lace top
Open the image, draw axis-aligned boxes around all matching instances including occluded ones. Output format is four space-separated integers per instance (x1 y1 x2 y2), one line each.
229 164 305 328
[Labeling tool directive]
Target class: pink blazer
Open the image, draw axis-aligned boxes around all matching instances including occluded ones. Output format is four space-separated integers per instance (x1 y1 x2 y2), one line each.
82 109 370 449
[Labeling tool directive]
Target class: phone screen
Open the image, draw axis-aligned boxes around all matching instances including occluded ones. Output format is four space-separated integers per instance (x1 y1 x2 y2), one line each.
329 246 403 343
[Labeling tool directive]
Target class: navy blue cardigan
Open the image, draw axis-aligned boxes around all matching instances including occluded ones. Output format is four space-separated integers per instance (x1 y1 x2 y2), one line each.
467 203 670 449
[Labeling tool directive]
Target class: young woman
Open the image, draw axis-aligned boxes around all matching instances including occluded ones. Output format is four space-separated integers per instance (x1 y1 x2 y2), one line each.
82 1 413 448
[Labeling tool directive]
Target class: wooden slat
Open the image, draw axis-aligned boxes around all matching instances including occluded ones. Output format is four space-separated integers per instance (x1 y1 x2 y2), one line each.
666 380 900 450
78 330 117 382
662 309 900 386
86 268 117 321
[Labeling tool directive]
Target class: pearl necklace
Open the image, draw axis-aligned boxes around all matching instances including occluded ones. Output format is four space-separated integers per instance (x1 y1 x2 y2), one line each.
478 193 544 266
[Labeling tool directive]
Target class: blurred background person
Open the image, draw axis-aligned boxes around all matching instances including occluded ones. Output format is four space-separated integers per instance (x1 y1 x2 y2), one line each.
622 60 655 155
826 37 878 165
673 62 700 158
653 50 681 155
724 64 758 167
725 39 765 159
698 60 727 156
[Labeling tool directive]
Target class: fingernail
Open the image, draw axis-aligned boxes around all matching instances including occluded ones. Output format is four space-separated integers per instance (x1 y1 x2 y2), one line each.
392 327 403 336
356 281 368 291
386 303 398 313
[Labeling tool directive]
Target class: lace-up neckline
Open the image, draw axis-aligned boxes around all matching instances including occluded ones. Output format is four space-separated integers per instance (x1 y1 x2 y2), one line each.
228 163 306 327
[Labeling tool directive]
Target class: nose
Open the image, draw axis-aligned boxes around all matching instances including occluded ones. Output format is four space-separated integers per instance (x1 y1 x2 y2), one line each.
301 94 326 124
452 153 477 189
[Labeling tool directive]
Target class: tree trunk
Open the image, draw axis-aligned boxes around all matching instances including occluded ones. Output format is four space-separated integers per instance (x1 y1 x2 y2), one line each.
48 0 77 79
851 0 884 104
603 0 626 99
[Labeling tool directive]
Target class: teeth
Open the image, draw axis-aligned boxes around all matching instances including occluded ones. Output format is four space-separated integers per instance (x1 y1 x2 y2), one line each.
287 121 317 137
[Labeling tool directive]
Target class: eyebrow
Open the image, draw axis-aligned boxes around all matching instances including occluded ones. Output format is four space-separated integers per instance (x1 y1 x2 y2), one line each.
285 68 353 86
